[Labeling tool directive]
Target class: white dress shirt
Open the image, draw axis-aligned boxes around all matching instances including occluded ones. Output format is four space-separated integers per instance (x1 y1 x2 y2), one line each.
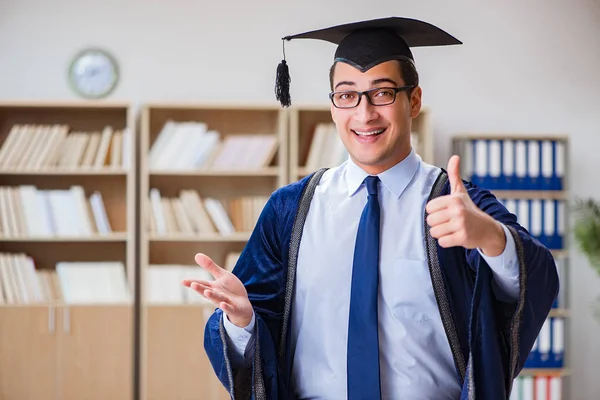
223 150 520 400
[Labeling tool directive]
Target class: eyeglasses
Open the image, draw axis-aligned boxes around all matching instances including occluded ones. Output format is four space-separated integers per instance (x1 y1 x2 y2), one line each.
329 85 415 109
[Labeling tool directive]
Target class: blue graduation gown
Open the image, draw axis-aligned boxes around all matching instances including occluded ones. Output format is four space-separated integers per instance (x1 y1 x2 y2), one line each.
203 169 559 400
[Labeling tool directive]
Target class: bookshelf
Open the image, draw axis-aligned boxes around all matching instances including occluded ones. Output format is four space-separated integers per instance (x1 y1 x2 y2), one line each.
0 101 136 400
288 104 433 182
138 102 288 400
452 134 570 399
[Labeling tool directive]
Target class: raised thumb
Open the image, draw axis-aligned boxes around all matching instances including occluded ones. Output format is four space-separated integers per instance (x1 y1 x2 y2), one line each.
447 155 466 194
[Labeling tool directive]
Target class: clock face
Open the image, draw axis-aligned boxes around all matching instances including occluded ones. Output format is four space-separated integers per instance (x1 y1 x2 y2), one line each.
68 48 119 99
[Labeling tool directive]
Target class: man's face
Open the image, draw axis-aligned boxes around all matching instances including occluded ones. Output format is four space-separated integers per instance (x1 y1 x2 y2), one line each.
330 60 421 175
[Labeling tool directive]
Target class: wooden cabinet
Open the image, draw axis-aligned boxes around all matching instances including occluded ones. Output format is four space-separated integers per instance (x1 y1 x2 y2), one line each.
143 305 228 400
58 305 133 400
0 306 58 400
0 305 133 400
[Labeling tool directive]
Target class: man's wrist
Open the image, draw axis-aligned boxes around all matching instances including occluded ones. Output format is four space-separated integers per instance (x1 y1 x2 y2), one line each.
479 218 506 257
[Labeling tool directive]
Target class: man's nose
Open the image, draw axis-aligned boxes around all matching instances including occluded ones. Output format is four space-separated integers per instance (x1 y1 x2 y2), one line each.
353 95 378 124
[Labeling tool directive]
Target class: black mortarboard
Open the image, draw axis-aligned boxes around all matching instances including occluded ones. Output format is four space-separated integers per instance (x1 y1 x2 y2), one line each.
275 17 462 107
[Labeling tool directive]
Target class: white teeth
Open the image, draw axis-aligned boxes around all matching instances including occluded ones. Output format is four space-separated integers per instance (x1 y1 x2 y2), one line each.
354 129 384 136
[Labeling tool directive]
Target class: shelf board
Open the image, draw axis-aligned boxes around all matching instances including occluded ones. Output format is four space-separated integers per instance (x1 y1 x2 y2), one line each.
550 249 568 258
0 168 128 176
0 233 128 242
148 232 250 242
519 368 570 377
0 301 133 308
453 133 569 142
491 190 567 200
149 167 279 177
549 308 569 318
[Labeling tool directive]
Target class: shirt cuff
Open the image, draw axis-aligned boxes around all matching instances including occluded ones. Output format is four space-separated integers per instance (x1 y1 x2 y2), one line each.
223 310 256 360
477 223 520 300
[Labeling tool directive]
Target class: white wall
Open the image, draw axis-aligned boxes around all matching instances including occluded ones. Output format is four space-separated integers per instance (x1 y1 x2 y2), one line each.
2 0 599 398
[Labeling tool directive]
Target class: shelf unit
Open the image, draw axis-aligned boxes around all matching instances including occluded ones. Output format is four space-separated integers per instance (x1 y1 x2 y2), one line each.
0 101 136 400
138 102 288 400
452 134 570 399
288 104 433 182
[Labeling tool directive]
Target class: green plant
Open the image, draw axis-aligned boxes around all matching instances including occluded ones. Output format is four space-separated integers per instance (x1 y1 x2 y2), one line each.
573 198 600 321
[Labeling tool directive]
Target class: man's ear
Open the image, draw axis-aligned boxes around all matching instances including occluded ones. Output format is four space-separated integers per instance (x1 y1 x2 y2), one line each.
410 86 422 118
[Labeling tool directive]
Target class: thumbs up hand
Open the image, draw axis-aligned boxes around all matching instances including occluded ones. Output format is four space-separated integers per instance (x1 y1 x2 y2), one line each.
425 155 506 256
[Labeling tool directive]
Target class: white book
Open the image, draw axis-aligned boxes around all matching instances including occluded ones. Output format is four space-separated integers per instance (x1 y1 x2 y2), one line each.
70 186 93 236
93 126 114 168
89 192 112 234
149 188 166 235
204 198 235 235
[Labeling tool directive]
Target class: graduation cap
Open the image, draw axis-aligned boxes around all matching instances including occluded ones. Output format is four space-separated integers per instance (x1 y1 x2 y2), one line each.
275 17 462 107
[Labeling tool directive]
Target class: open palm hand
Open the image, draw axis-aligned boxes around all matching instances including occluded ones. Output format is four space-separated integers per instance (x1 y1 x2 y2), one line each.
182 253 254 327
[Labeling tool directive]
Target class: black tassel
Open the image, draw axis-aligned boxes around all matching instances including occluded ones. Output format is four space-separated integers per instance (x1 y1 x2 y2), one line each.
275 59 291 107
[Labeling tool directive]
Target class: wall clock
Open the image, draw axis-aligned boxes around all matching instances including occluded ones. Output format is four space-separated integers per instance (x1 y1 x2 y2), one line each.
68 48 119 99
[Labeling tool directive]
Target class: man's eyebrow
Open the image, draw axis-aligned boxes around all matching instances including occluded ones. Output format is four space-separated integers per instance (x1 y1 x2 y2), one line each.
334 77 399 90
334 80 355 90
371 78 398 86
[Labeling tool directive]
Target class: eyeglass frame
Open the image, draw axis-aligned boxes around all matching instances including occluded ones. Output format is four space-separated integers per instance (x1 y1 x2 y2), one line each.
328 85 416 109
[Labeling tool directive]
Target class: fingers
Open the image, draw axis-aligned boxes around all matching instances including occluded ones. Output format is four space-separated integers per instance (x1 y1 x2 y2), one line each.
425 196 455 214
429 220 459 240
447 155 466 194
185 280 235 309
194 253 224 278
426 208 452 227
436 231 464 248
182 279 211 288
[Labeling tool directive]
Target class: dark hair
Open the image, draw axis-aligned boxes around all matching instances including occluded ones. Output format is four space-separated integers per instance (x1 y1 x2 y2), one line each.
329 59 419 97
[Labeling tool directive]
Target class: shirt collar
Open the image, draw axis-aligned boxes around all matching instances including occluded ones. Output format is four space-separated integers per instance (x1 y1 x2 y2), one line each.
345 148 421 199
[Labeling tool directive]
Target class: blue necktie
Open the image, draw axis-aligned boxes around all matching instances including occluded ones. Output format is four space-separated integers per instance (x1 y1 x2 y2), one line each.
347 175 381 400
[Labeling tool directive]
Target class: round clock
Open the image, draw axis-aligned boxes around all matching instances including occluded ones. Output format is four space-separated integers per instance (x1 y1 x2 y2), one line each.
68 48 119 99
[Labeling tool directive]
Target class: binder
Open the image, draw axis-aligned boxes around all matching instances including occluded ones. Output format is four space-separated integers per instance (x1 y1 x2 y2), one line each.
473 139 487 187
528 140 541 190
550 317 564 368
515 140 528 190
534 376 547 400
502 139 514 190
537 319 552 367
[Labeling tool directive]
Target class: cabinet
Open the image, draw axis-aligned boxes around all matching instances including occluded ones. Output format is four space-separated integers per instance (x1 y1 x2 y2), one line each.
0 305 133 400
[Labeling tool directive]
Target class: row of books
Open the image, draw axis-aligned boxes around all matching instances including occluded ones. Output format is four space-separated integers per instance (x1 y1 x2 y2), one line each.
510 375 561 400
524 317 564 369
0 185 112 238
148 188 268 236
303 123 348 170
497 198 565 250
302 123 422 170
0 253 130 304
149 120 278 171
0 124 128 170
456 138 565 191
146 254 239 304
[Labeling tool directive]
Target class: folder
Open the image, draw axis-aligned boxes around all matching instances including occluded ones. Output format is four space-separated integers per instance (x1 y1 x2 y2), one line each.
527 140 541 190
551 317 564 368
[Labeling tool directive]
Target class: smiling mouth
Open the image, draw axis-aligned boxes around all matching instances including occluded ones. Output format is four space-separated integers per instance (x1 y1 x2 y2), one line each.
352 128 386 137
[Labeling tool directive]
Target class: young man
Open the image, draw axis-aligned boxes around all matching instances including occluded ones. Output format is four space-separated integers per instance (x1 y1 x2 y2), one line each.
183 17 559 400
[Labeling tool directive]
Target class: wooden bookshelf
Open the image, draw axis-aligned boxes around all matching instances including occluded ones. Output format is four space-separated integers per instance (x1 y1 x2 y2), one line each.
288 104 433 182
0 101 136 400
138 102 287 400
